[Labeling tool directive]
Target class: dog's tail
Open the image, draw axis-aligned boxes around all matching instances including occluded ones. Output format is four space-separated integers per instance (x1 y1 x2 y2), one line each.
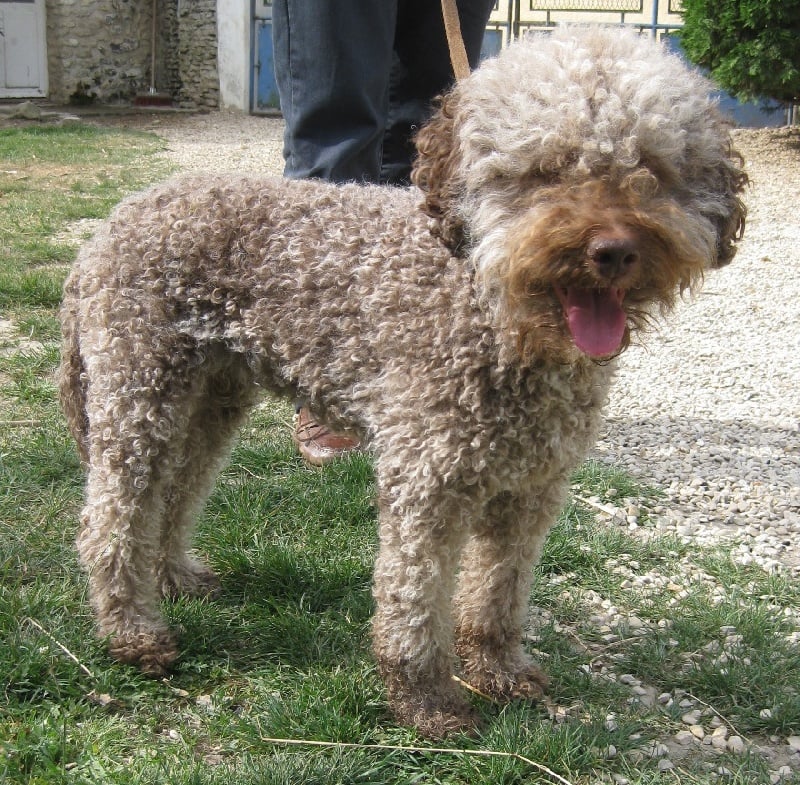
57 270 89 464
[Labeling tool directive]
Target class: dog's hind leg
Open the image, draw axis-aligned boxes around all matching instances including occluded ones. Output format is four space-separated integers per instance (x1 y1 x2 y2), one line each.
76 346 201 675
452 485 564 703
156 357 259 600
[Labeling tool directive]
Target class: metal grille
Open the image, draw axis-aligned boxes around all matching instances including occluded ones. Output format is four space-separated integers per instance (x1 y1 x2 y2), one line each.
528 0 642 10
487 0 685 41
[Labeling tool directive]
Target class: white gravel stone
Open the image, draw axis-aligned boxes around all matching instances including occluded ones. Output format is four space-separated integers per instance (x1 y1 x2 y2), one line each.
682 710 703 726
712 725 729 741
711 734 729 751
727 736 746 755
675 730 696 745
690 724 706 740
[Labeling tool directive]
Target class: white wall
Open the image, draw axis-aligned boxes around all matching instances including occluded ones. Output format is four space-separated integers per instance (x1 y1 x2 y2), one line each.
216 0 250 111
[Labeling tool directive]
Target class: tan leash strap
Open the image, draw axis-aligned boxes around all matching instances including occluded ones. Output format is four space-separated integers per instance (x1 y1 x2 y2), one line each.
440 0 471 81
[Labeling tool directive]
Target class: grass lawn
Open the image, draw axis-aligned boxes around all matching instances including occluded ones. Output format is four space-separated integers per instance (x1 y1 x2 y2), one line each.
0 122 798 785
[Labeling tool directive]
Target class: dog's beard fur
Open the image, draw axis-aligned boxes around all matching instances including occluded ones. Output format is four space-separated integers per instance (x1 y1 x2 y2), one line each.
489 177 718 364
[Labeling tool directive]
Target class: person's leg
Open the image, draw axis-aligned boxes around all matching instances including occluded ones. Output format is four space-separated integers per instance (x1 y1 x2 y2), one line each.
381 0 495 184
273 1 398 460
272 0 398 183
293 405 360 466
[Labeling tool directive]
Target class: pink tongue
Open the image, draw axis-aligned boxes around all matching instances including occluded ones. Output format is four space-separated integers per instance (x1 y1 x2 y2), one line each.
559 288 627 357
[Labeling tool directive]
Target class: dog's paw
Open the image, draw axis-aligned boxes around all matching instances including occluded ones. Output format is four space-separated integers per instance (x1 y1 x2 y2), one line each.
457 646 549 703
158 558 221 600
389 690 479 739
379 663 480 738
108 629 179 676
461 663 549 703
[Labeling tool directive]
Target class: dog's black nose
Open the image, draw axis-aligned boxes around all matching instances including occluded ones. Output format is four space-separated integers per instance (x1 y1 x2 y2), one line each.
588 235 640 278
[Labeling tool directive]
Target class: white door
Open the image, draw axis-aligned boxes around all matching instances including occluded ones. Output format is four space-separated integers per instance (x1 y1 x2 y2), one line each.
0 0 47 98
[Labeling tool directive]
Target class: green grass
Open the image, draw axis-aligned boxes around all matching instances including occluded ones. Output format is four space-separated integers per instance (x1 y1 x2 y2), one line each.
0 124 170 315
0 122 798 784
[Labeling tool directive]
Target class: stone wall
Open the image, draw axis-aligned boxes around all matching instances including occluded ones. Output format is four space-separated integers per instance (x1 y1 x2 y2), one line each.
175 0 219 109
45 0 219 108
155 0 181 98
46 0 153 104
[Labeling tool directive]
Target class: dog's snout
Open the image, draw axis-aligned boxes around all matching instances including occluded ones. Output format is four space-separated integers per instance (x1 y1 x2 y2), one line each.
587 233 640 278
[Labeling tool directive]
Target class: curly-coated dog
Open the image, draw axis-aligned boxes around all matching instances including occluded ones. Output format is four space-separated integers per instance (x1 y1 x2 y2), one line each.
59 27 746 737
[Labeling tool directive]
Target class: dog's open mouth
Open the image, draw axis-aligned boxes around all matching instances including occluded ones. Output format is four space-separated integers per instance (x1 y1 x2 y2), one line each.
554 287 627 358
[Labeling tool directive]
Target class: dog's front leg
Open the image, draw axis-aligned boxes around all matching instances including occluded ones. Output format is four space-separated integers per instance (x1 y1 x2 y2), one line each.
371 487 474 738
452 484 565 703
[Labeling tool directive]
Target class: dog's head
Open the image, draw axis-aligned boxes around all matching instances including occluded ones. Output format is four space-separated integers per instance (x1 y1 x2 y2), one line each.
412 26 747 362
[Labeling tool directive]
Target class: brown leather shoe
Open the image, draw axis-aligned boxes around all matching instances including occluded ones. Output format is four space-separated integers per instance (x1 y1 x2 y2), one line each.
292 407 360 466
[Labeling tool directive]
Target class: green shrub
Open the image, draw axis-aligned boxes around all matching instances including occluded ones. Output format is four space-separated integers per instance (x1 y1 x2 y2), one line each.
680 0 800 104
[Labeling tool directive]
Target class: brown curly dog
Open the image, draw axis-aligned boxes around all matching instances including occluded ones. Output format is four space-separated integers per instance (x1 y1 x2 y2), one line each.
59 26 745 737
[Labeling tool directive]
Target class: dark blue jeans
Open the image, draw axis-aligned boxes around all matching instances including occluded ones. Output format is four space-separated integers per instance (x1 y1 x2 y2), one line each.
272 0 495 185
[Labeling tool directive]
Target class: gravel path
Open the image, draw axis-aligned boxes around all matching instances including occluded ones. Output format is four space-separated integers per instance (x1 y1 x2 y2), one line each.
100 112 800 576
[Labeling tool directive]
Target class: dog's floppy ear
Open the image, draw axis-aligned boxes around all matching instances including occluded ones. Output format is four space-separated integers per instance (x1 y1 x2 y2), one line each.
712 146 748 268
412 91 467 254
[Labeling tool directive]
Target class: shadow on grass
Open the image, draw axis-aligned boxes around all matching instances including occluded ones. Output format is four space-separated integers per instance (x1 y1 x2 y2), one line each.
169 555 374 671
168 447 377 672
